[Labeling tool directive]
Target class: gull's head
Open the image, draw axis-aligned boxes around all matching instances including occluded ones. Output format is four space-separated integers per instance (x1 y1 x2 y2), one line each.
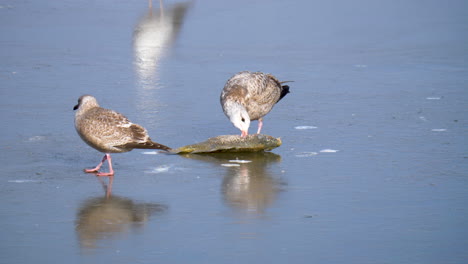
73 95 99 112
225 101 250 137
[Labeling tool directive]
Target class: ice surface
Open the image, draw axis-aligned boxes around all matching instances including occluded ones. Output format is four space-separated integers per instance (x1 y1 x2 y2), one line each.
1 0 467 263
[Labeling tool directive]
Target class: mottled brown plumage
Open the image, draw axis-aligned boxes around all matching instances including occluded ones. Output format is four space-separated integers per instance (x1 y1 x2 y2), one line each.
73 95 170 176
220 71 290 137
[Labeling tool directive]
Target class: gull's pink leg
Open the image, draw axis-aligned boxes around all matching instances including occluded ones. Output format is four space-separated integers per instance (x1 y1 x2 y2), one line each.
96 154 114 176
84 154 107 173
256 118 263 134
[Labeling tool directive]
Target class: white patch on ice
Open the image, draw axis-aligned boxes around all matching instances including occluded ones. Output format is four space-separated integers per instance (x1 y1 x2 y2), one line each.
8 180 39 183
145 165 171 174
354 64 368 68
419 116 427 121
221 163 240 167
295 152 318 157
295 126 318 130
431 129 447 132
142 151 159 155
320 149 339 153
228 160 252 164
426 97 441 100
28 136 46 142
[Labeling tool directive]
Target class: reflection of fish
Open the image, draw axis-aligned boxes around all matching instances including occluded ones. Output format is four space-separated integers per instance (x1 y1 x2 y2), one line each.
73 95 171 176
222 166 279 215
178 151 281 164
75 195 167 249
221 71 291 137
179 152 283 215
170 134 282 154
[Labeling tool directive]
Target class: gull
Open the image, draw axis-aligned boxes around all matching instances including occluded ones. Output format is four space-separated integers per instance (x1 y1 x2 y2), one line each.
73 95 170 176
220 71 290 137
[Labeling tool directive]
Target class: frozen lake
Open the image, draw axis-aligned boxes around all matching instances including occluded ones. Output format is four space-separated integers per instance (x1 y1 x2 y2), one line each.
1 0 467 263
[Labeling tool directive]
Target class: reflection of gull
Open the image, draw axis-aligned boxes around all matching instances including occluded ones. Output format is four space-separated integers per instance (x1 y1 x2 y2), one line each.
133 0 191 85
180 152 283 216
75 177 167 249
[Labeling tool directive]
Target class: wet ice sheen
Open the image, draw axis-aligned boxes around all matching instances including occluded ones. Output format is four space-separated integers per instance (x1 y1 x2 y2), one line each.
141 151 160 155
294 126 318 130
221 163 241 167
8 180 40 183
228 160 252 163
145 165 172 173
295 152 318 157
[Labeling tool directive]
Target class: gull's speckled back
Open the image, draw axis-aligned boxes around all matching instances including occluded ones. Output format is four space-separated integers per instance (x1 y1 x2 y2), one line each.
221 71 289 120
74 95 170 153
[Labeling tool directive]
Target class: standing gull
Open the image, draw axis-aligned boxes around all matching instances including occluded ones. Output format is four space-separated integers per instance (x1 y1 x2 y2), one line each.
220 71 290 137
73 95 170 176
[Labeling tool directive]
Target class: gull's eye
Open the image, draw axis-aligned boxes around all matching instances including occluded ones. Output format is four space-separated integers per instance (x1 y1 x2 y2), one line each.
241 117 245 122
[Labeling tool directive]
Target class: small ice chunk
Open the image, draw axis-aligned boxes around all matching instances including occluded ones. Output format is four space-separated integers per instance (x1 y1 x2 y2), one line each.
295 152 318 157
8 180 39 183
28 136 46 142
228 160 252 164
320 149 339 153
431 129 447 132
146 165 171 173
426 97 441 100
295 126 318 130
419 116 427 121
142 151 159 155
221 163 240 167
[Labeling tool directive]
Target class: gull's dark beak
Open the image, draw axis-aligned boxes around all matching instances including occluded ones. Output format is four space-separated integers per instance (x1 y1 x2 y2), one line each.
73 104 79 110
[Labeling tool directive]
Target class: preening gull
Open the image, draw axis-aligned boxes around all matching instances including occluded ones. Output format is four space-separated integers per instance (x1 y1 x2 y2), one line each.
220 71 290 137
73 95 170 176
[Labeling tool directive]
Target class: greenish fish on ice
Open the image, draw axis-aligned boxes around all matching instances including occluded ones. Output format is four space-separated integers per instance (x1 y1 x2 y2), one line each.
169 134 282 154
